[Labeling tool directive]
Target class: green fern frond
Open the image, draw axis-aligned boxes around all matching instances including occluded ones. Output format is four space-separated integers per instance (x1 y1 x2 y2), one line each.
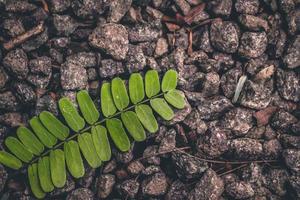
0 69 186 199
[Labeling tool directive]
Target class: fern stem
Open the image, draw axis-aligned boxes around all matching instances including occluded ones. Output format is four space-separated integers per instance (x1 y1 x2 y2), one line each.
27 93 164 167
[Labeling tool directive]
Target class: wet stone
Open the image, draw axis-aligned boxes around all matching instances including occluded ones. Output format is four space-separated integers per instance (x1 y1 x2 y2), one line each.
128 20 162 42
113 145 133 164
212 0 232 17
280 134 300 149
183 110 207 135
284 35 300 69
278 0 295 13
276 68 300 102
99 59 124 78
0 164 8 192
27 73 51 89
263 169 288 196
96 174 115 199
282 149 300 173
263 139 282 159
165 180 188 200
0 91 19 111
159 128 176 153
287 8 300 35
29 56 52 76
239 14 269 31
60 55 88 90
0 68 9 89
197 26 214 53
270 109 298 132
66 188 94 200
67 52 97 68
210 20 240 53
127 161 144 175
3 49 28 80
197 130 228 158
108 0 132 23
103 159 117 174
197 95 233 121
229 138 263 160
3 18 25 37
222 108 253 137
117 179 139 198
141 173 168 197
87 68 98 81
126 44 146 73
220 67 243 98
142 165 162 176
71 0 106 19
165 97 191 125
49 0 70 13
5 0 37 13
35 94 58 115
225 181 255 199
289 173 300 198
240 80 273 110
13 82 36 105
213 52 235 72
238 32 268 58
0 112 23 127
21 28 49 52
202 72 220 97
235 0 259 14
155 38 168 57
188 169 224 200
172 152 208 181
50 174 75 196
89 23 128 60
143 145 160 165
53 14 78 36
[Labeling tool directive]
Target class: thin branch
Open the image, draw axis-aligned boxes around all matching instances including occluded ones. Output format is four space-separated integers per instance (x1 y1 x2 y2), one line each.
218 164 248 176
3 22 45 50
136 147 191 161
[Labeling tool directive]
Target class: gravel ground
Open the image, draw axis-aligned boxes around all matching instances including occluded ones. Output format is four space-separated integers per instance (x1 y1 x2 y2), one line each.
0 0 300 199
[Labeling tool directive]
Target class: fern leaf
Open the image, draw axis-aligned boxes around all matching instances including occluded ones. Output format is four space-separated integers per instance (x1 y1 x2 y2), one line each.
59 98 85 132
162 69 178 92
0 151 22 169
121 111 146 142
37 157 54 192
101 82 117 117
129 73 145 104
106 118 131 152
135 104 158 133
50 149 66 188
111 77 129 111
64 141 84 178
150 98 174 120
91 125 111 161
29 116 57 148
17 127 44 156
28 163 46 199
145 70 160 98
5 137 33 162
78 132 102 168
39 111 69 140
164 89 185 109
77 90 100 125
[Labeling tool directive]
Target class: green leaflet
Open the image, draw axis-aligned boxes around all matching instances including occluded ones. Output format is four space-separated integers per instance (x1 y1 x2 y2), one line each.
121 111 146 141
162 69 178 92
17 127 44 156
106 119 131 152
50 150 66 188
101 82 117 117
78 132 102 168
0 151 22 169
111 77 129 111
5 137 33 163
164 89 185 109
77 90 100 125
59 98 85 132
64 141 84 178
37 157 54 192
145 70 160 98
39 111 69 140
150 98 174 120
91 125 111 161
129 73 145 104
135 104 158 133
29 117 57 148
28 164 46 199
